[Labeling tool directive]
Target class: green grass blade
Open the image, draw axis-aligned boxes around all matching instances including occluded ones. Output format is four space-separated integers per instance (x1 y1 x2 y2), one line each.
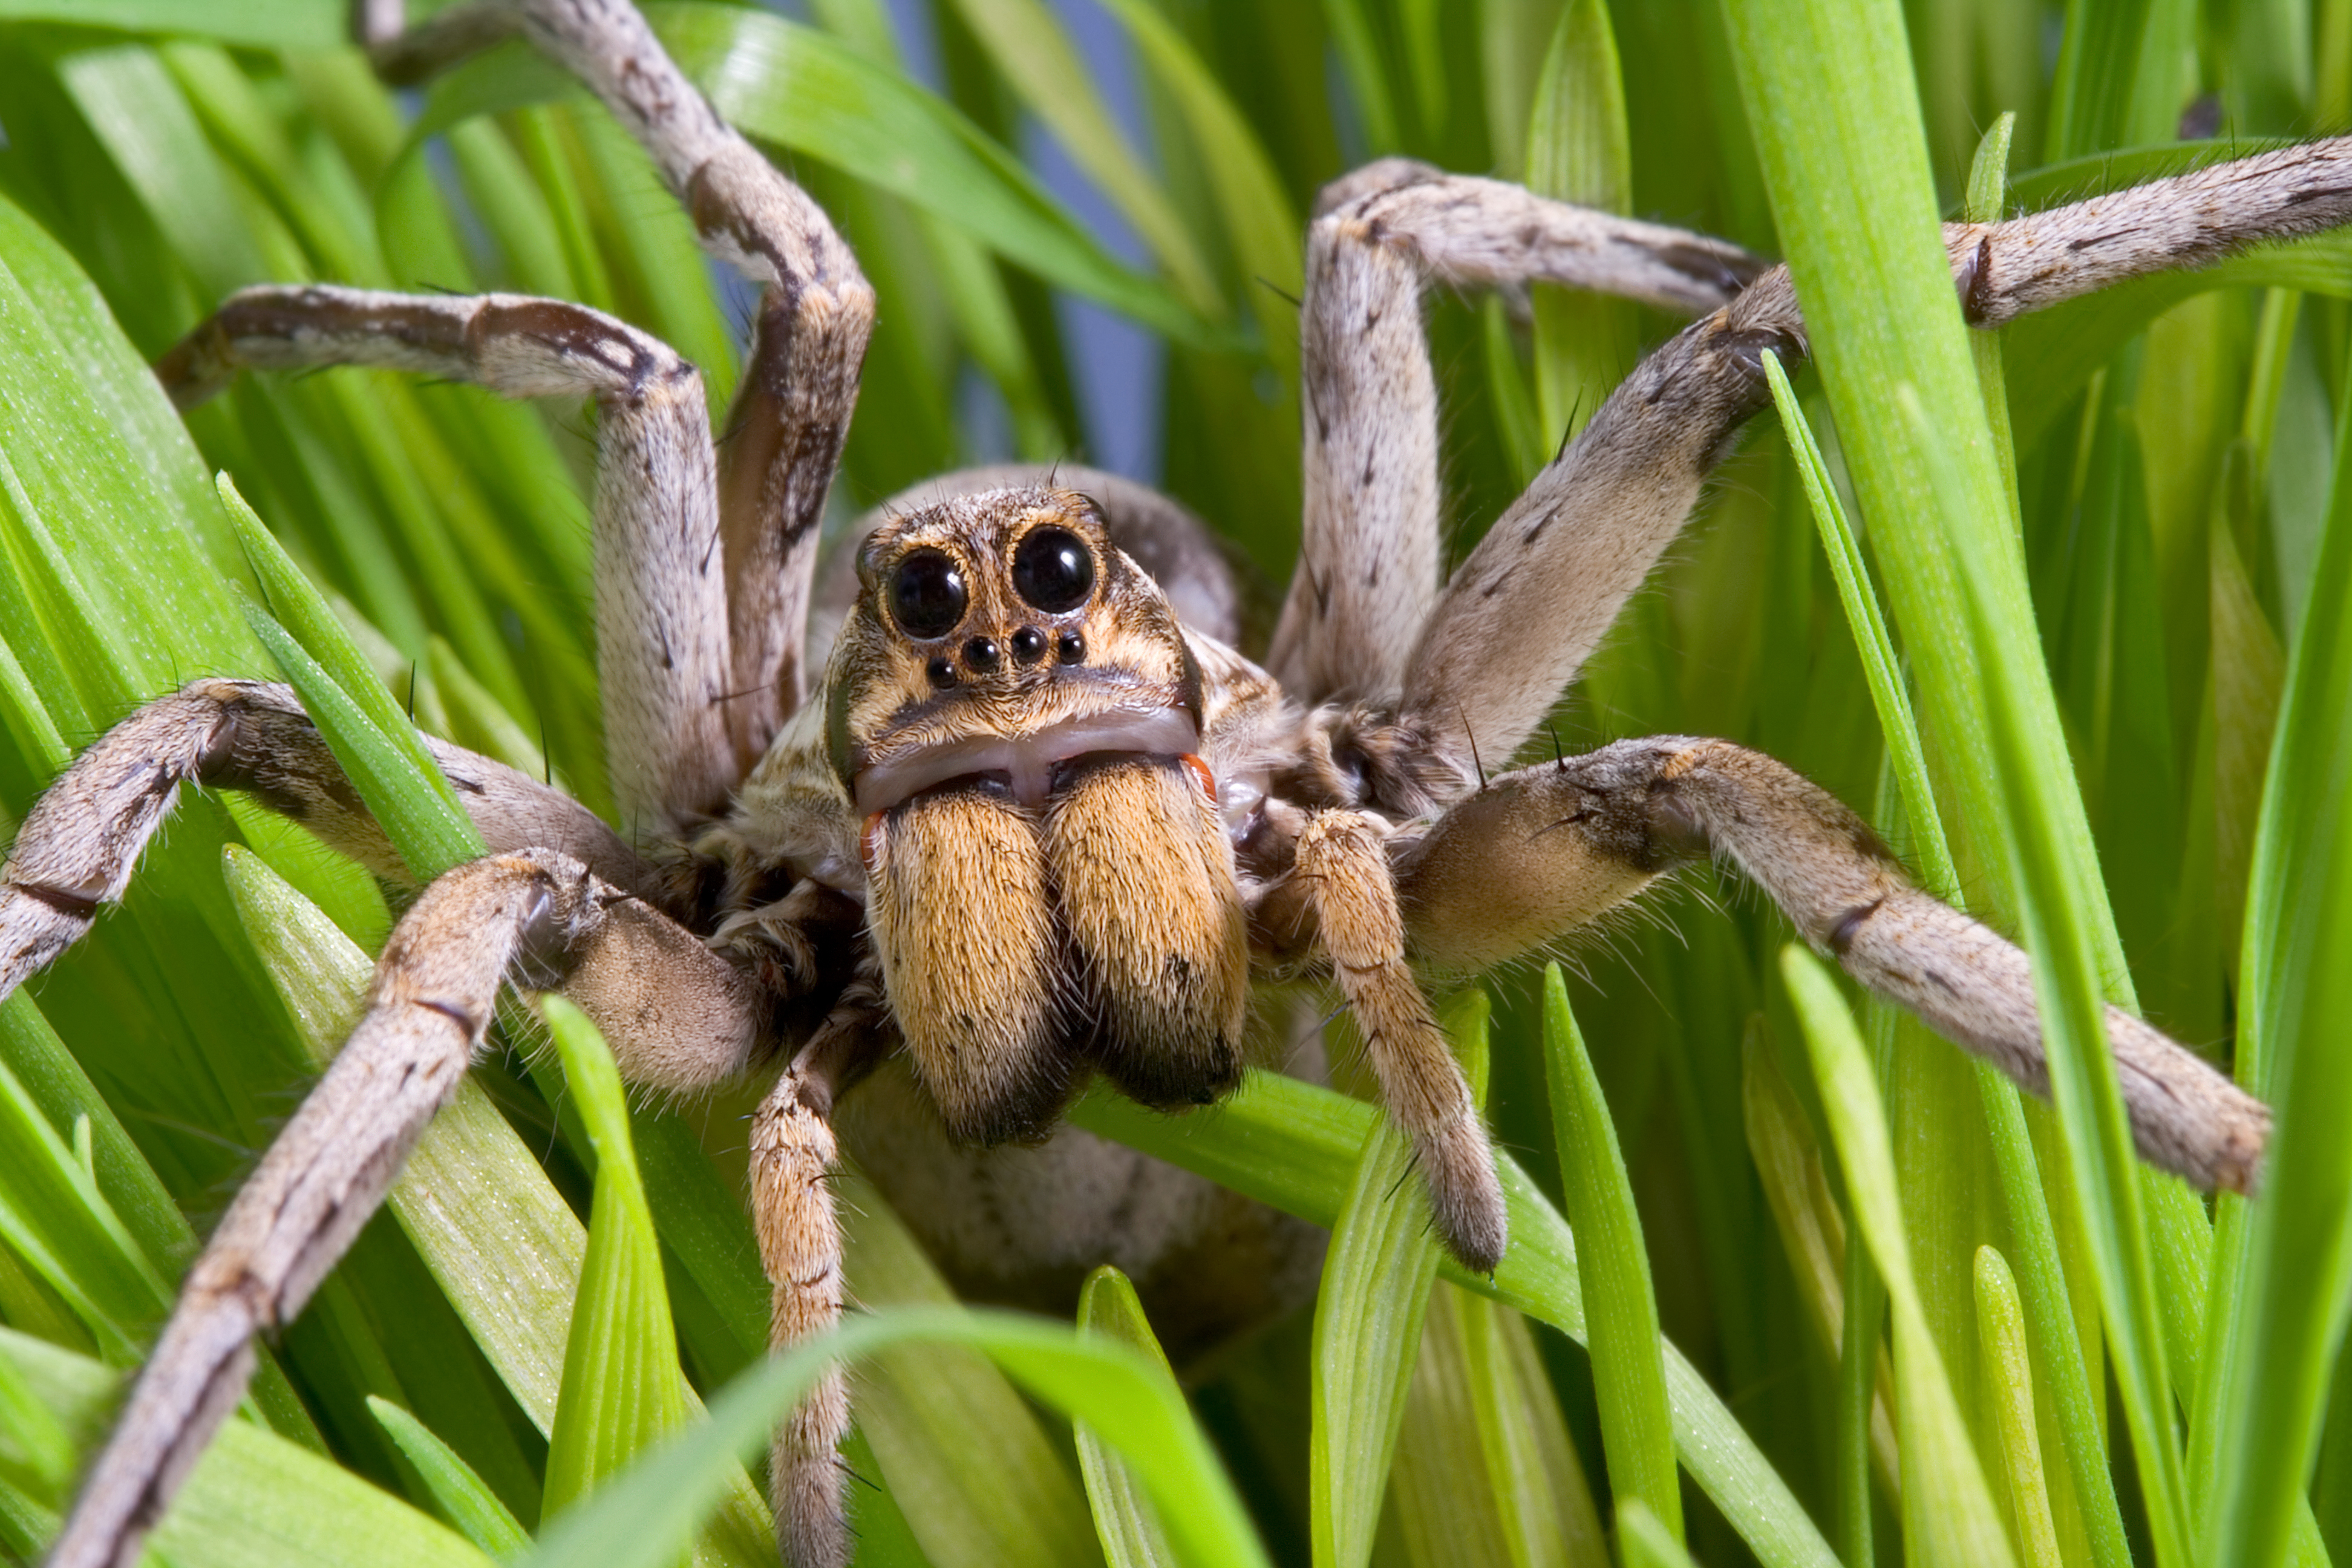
0 0 342 47
1311 990 1484 1568
1766 341 2132 1568
537 996 692 1518
2201 315 2352 1568
940 0 1220 313
368 1396 534 1559
1 1326 494 1568
1541 966 1679 1543
1901 381 2195 1568
1620 1498 1703 1568
1976 1247 2063 1568
1076 1267 1183 1568
1455 1289 1608 1567
1073 1070 1839 1568
1783 946 2016 1568
1524 0 1637 448
401 6 1222 347
246 606 483 879
517 1307 1269 1568
1762 348 1952 893
220 474 481 866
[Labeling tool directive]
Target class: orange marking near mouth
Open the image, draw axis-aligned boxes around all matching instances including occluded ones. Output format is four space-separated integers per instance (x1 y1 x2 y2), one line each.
1180 753 1217 799
860 811 886 874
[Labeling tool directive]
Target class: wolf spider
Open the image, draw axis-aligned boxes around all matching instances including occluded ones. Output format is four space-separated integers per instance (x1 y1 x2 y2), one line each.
10 1 2347 1564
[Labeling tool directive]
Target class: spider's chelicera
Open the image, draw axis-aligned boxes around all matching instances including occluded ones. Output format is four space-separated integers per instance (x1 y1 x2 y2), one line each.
7 2 2348 1566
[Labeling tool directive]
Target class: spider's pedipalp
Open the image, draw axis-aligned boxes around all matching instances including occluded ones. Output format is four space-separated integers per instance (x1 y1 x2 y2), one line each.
48 845 760 1568
1290 808 1506 1272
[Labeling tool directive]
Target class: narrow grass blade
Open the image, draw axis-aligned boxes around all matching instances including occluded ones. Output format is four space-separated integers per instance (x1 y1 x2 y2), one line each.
1312 990 1485 1568
1541 967 1679 1542
2201 316 2352 1568
1076 1267 1182 1568
1072 1069 1839 1568
0 1048 167 1361
1901 382 2195 1568
1 1327 494 1568
941 0 1220 313
403 6 1221 346
1976 1247 2062 1568
516 1307 1270 1568
1783 945 2016 1568
1620 1499 1702 1568
369 1396 533 1558
1456 1290 1608 1567
0 0 344 45
537 996 690 1517
1391 1284 1508 1567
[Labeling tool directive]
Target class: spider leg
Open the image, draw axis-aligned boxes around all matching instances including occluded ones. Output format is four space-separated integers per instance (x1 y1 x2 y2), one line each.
1396 135 2352 777
160 287 734 833
368 0 875 771
1289 808 1506 1271
45 846 762 1568
0 679 653 998
1266 160 1763 708
1393 740 2269 1193
750 961 889 1568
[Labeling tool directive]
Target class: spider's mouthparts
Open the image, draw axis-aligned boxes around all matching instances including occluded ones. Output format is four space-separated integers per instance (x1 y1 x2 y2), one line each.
852 706 1200 815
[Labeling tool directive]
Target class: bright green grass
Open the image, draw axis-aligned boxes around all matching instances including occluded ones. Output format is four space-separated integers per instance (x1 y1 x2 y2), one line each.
1 1 2350 1565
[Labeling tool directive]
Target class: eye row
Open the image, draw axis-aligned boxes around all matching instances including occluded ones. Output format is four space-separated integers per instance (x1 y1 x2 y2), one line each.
887 525 1096 641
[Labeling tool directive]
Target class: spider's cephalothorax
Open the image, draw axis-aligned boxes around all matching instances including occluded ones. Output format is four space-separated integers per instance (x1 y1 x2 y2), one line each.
9 1 2347 1565
833 489 1247 1137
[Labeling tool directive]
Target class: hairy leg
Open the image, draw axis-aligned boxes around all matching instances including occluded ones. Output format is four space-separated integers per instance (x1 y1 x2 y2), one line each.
750 964 887 1568
1267 161 1762 708
1394 740 2269 1192
45 846 762 1568
1397 136 2352 779
0 679 655 996
371 0 875 769
160 288 735 834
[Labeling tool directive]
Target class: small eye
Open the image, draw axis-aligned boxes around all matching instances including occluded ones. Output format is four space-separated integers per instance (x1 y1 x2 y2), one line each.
1011 526 1096 613
887 549 967 639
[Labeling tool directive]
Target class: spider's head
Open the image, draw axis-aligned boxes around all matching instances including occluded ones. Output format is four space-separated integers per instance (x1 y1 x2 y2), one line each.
827 486 1204 815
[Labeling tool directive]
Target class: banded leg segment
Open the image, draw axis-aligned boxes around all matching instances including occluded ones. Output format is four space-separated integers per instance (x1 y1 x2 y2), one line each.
750 967 889 1568
1293 808 1506 1272
1265 160 1762 708
491 0 875 767
1399 134 2352 782
47 846 762 1568
159 289 735 832
1394 739 2271 1193
0 679 655 1001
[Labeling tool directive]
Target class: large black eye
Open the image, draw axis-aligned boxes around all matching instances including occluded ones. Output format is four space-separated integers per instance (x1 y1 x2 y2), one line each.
1011 526 1096 613
887 549 967 639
